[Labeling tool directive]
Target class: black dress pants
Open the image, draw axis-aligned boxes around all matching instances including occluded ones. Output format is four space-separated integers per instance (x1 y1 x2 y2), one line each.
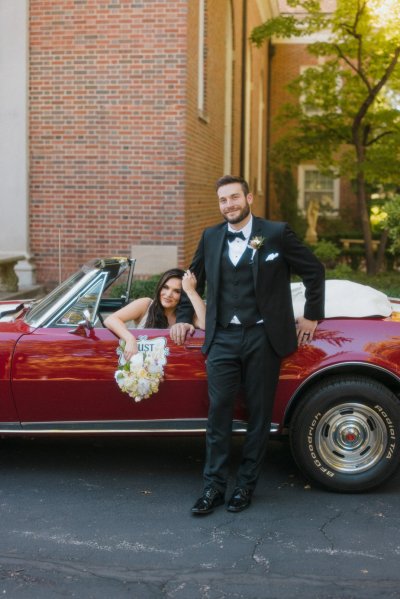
204 324 281 492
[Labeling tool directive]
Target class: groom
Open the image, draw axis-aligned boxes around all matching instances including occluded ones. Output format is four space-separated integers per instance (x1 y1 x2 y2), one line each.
170 175 325 514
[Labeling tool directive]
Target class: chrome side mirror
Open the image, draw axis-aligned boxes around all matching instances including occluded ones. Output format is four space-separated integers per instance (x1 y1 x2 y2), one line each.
80 308 94 329
74 308 93 330
69 309 94 336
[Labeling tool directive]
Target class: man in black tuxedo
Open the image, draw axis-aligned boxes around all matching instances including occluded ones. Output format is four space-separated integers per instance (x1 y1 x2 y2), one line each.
170 175 325 514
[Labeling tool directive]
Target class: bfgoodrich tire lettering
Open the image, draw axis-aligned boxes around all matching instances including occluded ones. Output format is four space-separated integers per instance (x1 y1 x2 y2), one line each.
290 376 400 492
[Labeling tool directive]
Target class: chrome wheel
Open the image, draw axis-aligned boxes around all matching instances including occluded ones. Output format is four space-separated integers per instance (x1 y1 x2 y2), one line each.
315 402 387 474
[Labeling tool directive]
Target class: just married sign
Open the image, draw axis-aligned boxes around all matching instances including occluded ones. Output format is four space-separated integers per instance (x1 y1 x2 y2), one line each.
115 336 169 402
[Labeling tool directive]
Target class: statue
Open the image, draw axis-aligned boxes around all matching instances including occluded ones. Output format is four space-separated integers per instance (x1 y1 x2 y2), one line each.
305 197 320 244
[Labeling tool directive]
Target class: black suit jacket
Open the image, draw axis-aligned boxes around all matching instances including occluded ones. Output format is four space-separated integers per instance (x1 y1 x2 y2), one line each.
177 216 325 357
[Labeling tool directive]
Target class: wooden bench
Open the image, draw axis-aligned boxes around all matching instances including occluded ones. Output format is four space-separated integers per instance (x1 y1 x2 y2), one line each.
0 254 25 292
340 238 379 251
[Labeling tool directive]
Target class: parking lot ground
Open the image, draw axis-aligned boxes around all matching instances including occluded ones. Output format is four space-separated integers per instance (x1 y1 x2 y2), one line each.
0 435 399 598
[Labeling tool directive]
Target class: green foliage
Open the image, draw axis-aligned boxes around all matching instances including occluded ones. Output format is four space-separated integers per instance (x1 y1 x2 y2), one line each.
325 263 353 279
110 275 159 300
273 168 307 237
251 1 329 46
316 212 360 242
383 195 400 254
311 239 341 267
251 0 400 274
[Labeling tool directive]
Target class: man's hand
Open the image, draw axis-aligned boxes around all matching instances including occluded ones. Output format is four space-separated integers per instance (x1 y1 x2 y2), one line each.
296 316 318 345
170 322 195 345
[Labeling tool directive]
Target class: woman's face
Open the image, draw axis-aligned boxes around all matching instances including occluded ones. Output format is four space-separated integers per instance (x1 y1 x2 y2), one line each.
159 277 182 310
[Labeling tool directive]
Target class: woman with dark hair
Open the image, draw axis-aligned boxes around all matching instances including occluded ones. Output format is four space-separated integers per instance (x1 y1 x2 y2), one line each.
104 268 205 360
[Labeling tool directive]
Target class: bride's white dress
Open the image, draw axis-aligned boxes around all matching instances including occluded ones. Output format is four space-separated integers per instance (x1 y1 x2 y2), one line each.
291 279 392 319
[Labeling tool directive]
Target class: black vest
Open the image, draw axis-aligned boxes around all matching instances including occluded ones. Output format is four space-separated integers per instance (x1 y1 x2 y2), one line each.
217 242 262 327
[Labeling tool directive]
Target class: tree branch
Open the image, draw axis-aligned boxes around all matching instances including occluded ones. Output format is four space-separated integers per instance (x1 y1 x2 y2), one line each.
353 47 400 140
336 3 373 93
365 130 397 146
334 44 372 92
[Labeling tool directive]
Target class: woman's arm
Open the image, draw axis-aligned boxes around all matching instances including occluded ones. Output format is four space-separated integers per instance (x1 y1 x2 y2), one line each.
104 297 152 359
181 271 206 330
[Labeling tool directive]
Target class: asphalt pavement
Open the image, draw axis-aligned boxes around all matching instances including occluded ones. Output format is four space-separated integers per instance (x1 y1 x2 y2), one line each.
0 435 399 598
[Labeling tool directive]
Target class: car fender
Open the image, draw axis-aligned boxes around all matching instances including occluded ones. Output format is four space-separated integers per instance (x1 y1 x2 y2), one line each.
283 361 400 429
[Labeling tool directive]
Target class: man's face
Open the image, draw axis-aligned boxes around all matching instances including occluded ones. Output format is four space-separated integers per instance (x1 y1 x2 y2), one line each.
217 182 253 226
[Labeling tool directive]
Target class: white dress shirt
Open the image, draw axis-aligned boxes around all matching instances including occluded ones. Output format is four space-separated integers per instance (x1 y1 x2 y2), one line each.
227 216 253 266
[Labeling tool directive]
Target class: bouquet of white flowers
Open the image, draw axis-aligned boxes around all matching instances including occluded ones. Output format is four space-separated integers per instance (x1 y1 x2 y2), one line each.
114 336 168 402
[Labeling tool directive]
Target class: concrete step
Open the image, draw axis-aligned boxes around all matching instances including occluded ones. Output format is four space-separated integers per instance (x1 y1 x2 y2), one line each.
0 284 45 301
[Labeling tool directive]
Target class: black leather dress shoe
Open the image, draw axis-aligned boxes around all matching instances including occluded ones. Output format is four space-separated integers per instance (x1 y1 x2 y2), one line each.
191 487 225 515
226 488 253 512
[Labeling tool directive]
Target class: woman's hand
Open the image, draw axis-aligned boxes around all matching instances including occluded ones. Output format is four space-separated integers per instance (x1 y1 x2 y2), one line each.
182 270 197 293
123 334 138 360
180 269 206 331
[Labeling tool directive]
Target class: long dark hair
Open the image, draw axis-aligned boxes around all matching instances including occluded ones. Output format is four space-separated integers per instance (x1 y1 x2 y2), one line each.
144 268 185 328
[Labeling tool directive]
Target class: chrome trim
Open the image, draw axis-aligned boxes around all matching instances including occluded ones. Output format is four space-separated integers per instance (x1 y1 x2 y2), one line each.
45 272 108 328
314 402 387 474
0 423 22 432
26 270 97 327
21 419 211 433
24 257 131 328
0 420 281 436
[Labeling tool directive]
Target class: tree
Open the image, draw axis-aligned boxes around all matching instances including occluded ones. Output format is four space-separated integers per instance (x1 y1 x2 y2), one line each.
273 167 307 238
251 0 400 274
384 195 400 256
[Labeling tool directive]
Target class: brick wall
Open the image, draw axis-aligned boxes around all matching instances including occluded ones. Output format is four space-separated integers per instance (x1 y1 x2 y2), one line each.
246 0 269 218
183 0 227 266
29 0 271 287
30 0 188 287
182 0 270 266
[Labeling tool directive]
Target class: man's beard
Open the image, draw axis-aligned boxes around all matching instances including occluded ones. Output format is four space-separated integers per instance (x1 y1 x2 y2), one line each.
222 202 251 225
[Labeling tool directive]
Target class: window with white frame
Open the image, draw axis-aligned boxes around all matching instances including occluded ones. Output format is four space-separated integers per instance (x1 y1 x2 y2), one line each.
299 65 322 116
300 64 342 116
298 166 339 214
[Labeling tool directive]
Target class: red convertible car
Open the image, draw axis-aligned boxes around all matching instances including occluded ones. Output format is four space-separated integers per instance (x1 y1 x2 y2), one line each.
1 257 399 492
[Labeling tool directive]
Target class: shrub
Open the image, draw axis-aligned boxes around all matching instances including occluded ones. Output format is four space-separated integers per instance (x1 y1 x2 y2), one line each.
110 275 160 300
384 195 400 255
325 263 353 278
273 168 307 238
312 239 341 268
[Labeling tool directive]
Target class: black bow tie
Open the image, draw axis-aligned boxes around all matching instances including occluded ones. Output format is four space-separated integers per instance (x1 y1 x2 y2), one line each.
227 230 246 242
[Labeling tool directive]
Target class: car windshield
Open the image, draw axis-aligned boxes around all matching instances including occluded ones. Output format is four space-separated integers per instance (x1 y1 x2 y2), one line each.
25 269 89 326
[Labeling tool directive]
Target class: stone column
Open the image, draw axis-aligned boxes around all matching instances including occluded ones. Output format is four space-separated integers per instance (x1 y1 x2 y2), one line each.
0 0 36 287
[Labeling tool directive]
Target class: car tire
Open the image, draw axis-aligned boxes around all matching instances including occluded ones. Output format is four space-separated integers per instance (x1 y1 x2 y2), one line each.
290 375 400 492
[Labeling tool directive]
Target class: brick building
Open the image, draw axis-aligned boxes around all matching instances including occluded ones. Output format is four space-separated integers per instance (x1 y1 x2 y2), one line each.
0 0 351 290
1 0 274 289
268 38 357 224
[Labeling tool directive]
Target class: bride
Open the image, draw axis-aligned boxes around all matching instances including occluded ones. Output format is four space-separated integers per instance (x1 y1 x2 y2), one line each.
105 268 205 360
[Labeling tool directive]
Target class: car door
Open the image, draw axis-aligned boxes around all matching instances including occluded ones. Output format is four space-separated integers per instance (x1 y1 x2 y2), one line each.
11 324 209 431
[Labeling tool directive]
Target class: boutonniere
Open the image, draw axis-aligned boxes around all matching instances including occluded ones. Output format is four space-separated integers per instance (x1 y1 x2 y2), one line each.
249 236 265 251
248 236 266 262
